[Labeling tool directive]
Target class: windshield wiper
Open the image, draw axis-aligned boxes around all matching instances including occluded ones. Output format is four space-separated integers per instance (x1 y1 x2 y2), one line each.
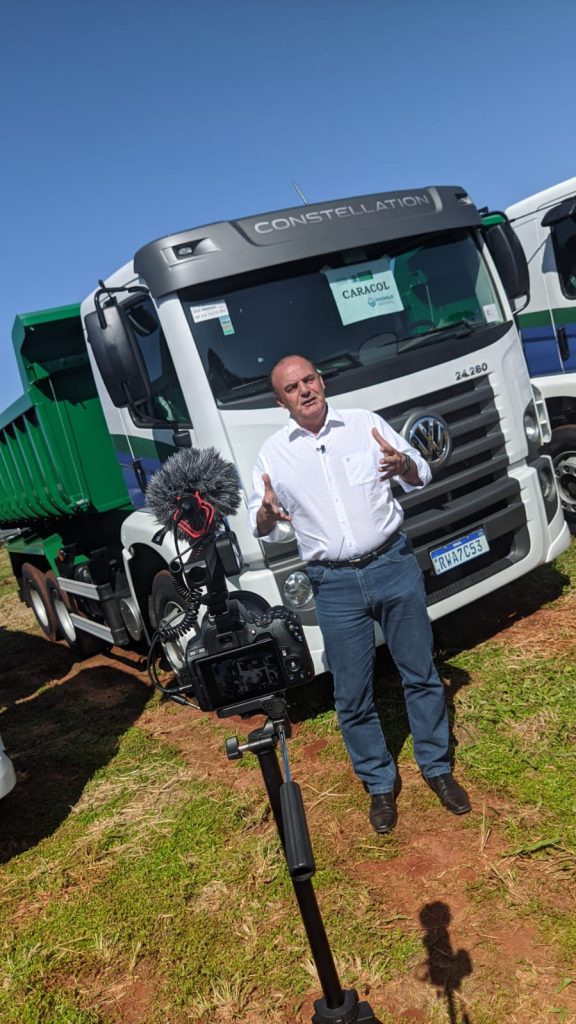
219 377 272 403
398 318 483 353
356 332 399 365
317 353 361 379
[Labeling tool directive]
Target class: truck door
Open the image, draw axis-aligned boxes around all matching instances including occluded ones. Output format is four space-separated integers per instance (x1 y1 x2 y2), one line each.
513 214 563 377
539 199 576 373
109 295 193 507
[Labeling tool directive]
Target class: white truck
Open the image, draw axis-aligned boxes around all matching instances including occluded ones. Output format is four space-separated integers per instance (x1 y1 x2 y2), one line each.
507 177 576 530
1 185 569 679
0 732 16 800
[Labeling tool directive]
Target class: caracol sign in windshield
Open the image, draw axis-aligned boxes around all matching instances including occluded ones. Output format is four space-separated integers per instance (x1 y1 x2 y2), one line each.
323 258 404 325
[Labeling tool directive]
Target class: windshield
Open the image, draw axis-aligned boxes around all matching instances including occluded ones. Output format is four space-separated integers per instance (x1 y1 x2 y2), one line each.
181 229 505 407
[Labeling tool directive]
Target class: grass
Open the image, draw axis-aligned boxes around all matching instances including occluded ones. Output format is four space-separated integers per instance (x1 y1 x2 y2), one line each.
1 543 576 1021
0 542 18 599
0 728 418 1022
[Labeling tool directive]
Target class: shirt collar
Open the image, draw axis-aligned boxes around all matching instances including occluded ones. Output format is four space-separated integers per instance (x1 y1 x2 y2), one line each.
286 404 344 441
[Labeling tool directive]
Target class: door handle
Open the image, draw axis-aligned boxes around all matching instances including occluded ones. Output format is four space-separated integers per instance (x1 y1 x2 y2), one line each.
133 458 148 493
557 325 570 361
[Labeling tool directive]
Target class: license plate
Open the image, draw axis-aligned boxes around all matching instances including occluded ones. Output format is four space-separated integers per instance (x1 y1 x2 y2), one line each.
430 528 490 576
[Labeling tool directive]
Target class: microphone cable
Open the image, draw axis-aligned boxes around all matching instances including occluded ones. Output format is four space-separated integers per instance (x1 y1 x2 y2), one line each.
146 530 206 703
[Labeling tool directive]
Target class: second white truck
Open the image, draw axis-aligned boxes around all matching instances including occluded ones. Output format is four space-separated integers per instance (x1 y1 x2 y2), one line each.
507 177 576 530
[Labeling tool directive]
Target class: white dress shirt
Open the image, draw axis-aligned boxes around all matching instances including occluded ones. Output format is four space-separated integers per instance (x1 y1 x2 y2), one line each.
249 405 431 562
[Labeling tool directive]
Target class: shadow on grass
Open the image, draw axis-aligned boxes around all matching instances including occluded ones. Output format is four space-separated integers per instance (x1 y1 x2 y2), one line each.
433 561 570 657
0 629 151 863
0 625 76 704
418 901 473 1024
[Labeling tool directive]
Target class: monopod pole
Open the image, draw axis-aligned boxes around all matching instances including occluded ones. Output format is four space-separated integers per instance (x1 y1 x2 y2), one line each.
237 719 378 1024
256 743 345 1009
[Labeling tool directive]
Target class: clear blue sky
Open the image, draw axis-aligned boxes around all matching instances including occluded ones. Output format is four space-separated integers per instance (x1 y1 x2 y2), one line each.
1 0 575 411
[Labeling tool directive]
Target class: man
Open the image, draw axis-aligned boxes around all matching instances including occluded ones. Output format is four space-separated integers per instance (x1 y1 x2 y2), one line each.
249 354 470 835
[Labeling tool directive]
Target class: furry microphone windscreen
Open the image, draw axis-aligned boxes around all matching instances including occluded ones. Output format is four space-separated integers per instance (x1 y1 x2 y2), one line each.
146 447 242 530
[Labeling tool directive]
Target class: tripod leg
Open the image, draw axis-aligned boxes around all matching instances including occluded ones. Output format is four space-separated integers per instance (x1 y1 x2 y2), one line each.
256 746 346 1011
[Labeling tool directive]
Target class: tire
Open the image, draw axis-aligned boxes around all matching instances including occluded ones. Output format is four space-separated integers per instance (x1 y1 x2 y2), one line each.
22 563 58 641
151 570 198 677
45 572 106 657
547 425 576 534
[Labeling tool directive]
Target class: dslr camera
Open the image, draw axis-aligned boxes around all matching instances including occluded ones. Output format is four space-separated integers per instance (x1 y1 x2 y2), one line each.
184 601 315 715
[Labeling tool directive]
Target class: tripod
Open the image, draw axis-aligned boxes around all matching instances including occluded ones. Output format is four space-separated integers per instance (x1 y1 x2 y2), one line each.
226 697 379 1024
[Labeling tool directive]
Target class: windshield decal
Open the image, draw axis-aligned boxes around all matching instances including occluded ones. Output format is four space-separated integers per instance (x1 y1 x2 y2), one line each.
191 299 235 335
482 303 499 323
219 313 235 335
323 258 404 325
191 301 230 323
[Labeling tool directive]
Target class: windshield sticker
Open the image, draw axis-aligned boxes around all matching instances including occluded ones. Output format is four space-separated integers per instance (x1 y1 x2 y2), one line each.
482 303 499 323
323 258 404 325
191 301 230 323
219 313 235 335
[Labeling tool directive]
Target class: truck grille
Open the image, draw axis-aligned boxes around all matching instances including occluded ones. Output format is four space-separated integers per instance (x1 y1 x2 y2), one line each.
383 375 528 606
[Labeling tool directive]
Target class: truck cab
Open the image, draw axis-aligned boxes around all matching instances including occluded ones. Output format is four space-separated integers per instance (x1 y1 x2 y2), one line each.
507 177 576 528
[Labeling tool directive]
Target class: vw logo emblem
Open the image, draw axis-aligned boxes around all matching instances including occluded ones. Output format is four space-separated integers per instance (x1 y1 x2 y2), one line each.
403 412 452 469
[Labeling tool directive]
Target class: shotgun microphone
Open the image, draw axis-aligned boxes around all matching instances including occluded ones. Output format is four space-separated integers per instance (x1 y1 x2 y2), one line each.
147 447 242 540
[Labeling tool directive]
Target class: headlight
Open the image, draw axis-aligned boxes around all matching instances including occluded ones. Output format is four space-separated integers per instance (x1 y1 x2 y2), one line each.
282 571 314 610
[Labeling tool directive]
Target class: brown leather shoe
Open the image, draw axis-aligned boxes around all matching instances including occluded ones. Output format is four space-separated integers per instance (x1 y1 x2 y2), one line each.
424 773 471 815
369 792 398 834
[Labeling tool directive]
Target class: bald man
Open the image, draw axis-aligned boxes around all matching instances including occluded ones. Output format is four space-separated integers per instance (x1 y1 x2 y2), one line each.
249 355 470 835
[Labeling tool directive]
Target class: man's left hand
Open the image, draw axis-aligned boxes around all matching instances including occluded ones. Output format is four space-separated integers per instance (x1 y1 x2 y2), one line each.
371 427 421 484
372 427 406 480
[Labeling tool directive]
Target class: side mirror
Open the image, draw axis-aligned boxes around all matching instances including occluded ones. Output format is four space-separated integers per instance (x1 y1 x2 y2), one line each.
541 198 576 227
85 304 152 408
173 429 192 448
481 212 530 302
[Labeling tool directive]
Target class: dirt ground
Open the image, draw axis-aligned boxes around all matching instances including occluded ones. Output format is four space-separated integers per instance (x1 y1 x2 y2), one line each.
1 579 576 1024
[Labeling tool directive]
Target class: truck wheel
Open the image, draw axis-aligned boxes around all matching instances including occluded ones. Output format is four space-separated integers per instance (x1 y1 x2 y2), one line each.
151 570 195 677
22 563 58 641
45 573 105 657
548 425 576 534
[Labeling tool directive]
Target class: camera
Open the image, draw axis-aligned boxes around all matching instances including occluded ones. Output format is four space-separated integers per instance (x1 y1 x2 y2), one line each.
184 602 315 714
145 455 315 718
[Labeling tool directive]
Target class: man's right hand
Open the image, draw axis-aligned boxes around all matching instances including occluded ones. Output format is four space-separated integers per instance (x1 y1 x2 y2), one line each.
256 473 292 535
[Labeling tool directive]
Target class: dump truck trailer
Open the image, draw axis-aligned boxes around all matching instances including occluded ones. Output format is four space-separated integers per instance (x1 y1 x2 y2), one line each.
0 305 136 654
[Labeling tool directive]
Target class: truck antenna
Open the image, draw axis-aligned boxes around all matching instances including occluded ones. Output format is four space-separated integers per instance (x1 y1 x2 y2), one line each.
292 181 309 205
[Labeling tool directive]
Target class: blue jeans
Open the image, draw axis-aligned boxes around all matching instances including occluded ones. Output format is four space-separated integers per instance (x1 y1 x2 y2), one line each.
307 533 450 794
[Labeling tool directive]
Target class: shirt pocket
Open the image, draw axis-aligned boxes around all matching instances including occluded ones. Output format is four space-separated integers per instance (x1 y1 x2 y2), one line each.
342 451 376 486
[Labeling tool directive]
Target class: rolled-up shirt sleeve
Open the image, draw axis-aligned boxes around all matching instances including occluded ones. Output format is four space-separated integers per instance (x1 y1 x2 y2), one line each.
249 453 295 544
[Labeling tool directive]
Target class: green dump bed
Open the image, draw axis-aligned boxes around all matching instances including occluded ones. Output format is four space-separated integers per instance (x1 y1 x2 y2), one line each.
0 304 133 528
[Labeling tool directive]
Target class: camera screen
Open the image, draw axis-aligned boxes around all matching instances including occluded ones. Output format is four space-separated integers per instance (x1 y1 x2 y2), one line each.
197 638 284 709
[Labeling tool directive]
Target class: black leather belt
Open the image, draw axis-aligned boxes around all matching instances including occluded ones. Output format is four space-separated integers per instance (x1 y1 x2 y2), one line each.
308 532 400 571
